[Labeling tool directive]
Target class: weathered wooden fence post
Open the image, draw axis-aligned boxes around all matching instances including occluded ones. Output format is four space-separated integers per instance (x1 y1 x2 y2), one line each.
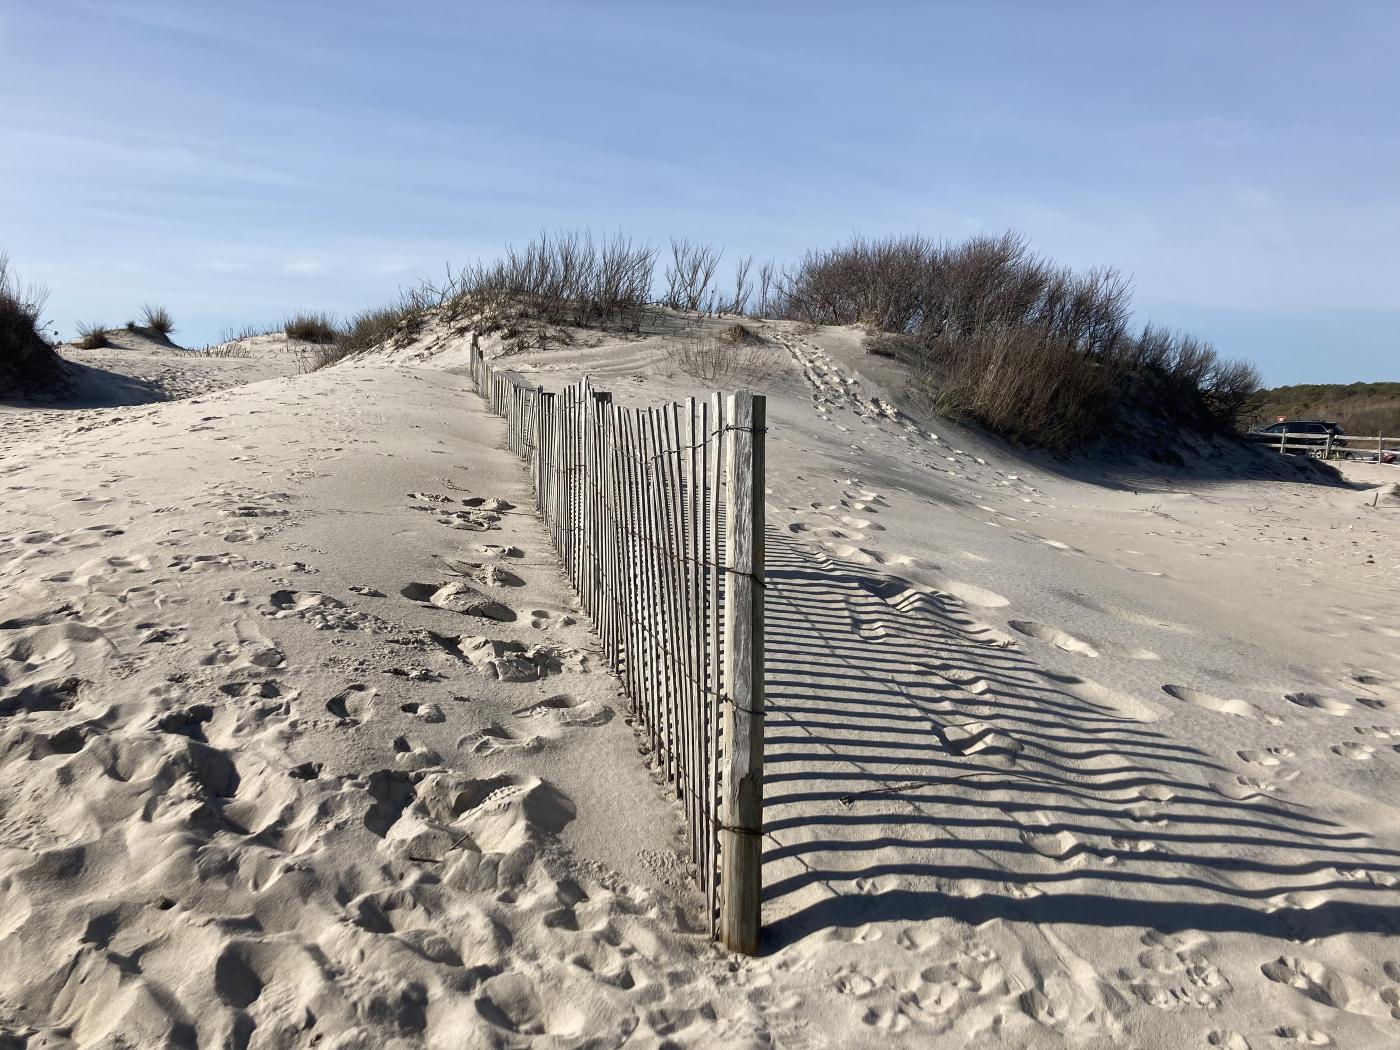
720 390 765 955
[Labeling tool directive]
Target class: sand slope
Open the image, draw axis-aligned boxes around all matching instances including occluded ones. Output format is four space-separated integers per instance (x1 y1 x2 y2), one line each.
0 363 775 1048
2 316 1399 1049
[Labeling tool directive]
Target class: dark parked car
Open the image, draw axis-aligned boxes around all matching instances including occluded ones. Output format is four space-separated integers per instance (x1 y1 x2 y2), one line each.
1246 419 1348 455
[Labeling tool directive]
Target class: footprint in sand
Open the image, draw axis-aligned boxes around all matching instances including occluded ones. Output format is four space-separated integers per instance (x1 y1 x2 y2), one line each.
1044 671 1162 722
1161 684 1258 719
1330 742 1376 760
434 508 502 532
458 722 544 756
1283 692 1351 716
1237 746 1296 766
512 694 612 728
326 684 375 725
1008 620 1099 657
1210 774 1286 801
392 734 444 770
1272 1027 1333 1045
1260 956 1393 1019
1353 724 1400 739
401 581 516 622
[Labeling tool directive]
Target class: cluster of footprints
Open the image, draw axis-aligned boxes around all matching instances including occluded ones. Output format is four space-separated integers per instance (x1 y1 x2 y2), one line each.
0 488 780 1048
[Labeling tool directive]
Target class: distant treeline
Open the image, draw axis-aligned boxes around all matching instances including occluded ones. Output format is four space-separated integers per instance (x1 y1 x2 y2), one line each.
1245 382 1400 437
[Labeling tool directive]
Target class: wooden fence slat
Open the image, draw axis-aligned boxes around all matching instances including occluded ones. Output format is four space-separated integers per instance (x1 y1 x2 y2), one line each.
719 391 765 955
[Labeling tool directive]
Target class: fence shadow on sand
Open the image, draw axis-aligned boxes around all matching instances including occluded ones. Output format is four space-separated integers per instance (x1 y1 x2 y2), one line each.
759 531 1400 950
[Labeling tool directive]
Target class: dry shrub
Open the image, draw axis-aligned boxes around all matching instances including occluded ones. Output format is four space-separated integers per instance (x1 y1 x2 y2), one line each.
284 312 338 344
76 322 110 350
718 322 755 344
447 230 657 333
141 303 175 335
778 231 1258 450
310 303 419 369
665 336 785 385
913 327 1117 452
1 252 64 391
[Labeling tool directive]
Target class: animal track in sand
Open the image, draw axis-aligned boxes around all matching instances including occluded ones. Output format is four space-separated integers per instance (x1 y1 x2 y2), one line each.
1007 620 1099 657
1283 692 1351 716
1161 684 1258 719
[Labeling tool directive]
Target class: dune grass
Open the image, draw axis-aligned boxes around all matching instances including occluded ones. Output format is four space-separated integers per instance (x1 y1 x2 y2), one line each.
141 303 175 336
75 321 111 350
0 252 64 391
284 312 338 344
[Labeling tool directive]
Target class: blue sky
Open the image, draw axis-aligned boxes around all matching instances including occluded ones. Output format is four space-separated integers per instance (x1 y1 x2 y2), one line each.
2 1 1396 385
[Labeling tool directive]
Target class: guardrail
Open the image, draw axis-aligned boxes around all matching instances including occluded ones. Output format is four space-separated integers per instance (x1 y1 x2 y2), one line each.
1259 429 1399 461
466 335 766 953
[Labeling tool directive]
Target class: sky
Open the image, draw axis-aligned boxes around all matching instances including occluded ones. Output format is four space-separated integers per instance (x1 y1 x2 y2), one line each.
2 1 1396 385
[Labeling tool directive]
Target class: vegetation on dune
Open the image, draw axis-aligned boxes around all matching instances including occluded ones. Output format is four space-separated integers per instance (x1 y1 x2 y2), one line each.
283 312 338 344
0 252 64 393
274 228 1265 454
141 303 176 336
1244 382 1400 437
75 321 111 350
772 232 1260 452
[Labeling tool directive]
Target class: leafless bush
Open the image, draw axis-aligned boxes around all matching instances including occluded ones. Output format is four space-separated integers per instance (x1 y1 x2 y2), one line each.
447 230 657 333
664 336 786 385
141 303 175 335
284 312 338 344
777 231 1257 448
728 255 753 315
76 322 110 350
718 322 755 343
910 326 1119 452
1 252 64 391
664 238 723 312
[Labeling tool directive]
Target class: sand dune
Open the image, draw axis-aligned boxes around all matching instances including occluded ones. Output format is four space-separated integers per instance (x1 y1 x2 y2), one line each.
2 320 1399 1048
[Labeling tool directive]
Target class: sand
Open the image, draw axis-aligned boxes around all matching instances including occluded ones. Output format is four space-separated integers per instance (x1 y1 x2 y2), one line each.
2 320 1398 1048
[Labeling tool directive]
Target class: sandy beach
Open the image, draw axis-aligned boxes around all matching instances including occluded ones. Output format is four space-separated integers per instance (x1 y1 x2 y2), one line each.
2 318 1397 1048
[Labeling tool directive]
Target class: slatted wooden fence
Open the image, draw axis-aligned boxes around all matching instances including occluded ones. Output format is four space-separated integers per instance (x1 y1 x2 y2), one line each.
466 336 765 953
